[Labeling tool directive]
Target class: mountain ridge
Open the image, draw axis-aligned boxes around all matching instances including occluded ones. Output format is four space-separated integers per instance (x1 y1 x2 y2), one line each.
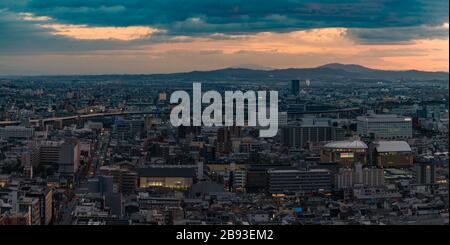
146 63 448 81
2 63 448 81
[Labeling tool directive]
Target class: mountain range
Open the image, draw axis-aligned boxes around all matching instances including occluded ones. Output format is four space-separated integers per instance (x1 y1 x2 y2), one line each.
126 63 449 82
3 63 448 82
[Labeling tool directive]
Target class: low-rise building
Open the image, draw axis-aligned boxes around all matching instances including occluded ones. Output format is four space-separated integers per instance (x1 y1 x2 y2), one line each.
374 141 413 168
321 140 368 167
268 169 332 195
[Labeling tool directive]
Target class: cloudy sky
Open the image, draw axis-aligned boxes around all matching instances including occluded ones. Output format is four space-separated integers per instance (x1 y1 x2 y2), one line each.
0 0 448 75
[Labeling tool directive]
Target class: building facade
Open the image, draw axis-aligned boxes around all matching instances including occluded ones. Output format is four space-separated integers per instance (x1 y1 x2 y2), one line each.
374 141 413 168
320 140 368 167
356 114 412 139
282 122 345 148
268 169 332 195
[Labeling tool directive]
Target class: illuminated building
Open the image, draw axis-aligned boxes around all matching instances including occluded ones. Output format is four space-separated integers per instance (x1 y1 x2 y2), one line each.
0 175 9 188
320 140 368 167
159 92 167 101
137 168 195 190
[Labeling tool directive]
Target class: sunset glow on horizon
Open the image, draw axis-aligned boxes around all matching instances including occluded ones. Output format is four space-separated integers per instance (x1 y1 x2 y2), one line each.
39 24 162 41
0 1 448 75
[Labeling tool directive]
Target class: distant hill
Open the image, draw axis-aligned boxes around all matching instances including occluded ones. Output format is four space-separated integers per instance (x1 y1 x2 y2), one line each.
229 64 274 70
4 63 448 82
143 63 449 81
318 63 378 73
315 63 449 81
142 64 448 82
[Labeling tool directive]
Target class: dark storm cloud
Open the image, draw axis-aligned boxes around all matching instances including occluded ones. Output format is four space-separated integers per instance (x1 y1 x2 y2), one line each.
3 0 449 35
0 0 448 55
0 9 168 54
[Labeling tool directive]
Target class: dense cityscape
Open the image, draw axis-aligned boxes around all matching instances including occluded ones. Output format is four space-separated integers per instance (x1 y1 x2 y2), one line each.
0 0 448 231
0 66 448 225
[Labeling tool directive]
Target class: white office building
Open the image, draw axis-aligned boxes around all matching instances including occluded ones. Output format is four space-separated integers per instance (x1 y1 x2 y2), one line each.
356 114 412 139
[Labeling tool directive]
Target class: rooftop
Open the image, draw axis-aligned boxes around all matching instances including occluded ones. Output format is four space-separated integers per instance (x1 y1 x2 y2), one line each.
324 140 368 149
356 114 412 123
375 141 411 152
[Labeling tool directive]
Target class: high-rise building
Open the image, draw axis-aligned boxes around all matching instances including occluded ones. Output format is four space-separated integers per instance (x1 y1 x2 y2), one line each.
39 139 80 176
336 168 354 189
88 175 114 194
336 164 385 189
282 120 345 148
291 80 300 96
39 141 62 166
99 166 138 193
217 127 232 154
21 147 39 179
120 171 138 194
362 167 385 187
18 197 41 225
24 187 53 225
224 163 247 192
57 138 80 176
415 161 436 185
22 147 40 168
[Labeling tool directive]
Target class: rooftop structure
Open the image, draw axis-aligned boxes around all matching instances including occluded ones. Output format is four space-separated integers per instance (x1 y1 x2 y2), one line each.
324 140 368 149
375 141 411 153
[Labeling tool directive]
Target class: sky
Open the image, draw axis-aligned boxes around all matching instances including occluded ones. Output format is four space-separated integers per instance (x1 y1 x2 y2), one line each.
0 0 448 75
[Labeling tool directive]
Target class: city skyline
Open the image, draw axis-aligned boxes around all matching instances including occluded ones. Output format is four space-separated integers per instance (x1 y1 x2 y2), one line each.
0 0 449 228
0 0 449 75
